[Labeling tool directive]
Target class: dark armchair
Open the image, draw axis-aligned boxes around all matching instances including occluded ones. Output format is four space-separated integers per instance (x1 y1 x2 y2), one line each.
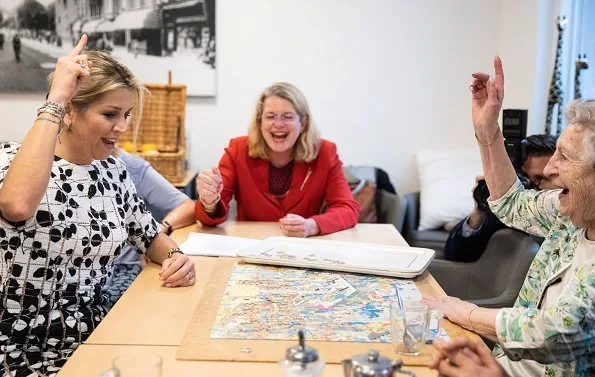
428 228 540 308
403 192 449 258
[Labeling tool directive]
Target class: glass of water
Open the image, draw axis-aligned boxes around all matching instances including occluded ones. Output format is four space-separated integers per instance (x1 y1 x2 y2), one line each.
390 300 428 356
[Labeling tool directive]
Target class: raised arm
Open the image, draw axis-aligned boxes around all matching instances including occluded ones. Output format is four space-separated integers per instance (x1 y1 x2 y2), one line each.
0 35 91 221
471 56 518 200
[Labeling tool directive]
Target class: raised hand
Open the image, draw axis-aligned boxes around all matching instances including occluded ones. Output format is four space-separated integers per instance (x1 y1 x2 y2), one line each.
279 213 320 238
47 34 92 106
470 56 504 140
196 166 223 206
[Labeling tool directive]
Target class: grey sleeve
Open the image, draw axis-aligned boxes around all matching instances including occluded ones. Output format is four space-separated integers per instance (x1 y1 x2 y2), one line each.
140 164 189 214
119 151 188 215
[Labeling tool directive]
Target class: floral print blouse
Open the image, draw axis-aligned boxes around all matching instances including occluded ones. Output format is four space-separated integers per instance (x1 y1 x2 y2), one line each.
489 180 595 377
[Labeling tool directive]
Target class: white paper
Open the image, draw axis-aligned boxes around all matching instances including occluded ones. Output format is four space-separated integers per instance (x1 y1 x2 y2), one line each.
179 233 260 257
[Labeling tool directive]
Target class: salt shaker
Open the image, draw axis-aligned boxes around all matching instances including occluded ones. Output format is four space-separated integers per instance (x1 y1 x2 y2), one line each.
280 330 325 377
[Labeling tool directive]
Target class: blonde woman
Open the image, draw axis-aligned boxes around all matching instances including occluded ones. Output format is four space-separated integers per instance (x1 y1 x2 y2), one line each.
0 36 195 376
195 82 359 237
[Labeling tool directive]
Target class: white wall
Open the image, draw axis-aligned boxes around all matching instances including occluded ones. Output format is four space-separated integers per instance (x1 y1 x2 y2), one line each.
0 0 549 195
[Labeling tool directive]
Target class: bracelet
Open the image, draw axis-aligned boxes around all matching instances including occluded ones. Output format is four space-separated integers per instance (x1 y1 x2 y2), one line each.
35 116 61 126
467 307 478 332
199 193 220 208
167 247 183 259
37 101 66 120
474 127 502 146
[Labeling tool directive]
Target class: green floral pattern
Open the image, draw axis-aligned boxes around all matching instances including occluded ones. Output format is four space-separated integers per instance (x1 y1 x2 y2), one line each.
488 180 594 377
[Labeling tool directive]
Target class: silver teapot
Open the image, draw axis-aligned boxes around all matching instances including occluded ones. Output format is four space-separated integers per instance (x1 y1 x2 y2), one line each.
342 350 415 377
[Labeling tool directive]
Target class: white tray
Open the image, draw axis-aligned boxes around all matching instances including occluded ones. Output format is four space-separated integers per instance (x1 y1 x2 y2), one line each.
237 237 435 278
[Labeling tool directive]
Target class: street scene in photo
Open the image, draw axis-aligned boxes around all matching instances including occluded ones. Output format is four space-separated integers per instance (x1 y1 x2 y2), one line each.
0 0 216 96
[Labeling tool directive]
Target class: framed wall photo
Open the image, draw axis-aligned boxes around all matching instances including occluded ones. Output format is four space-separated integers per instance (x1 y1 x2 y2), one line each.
0 0 216 97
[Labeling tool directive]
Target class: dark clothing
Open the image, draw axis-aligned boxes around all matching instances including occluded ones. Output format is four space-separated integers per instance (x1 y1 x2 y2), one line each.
269 160 294 196
12 35 21 62
444 211 507 262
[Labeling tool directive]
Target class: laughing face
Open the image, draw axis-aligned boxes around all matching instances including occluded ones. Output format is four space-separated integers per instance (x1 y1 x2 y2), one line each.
543 124 595 228
260 95 303 165
68 88 133 163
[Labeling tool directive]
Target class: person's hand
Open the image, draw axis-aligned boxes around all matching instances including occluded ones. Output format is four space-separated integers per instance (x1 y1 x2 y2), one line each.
196 167 222 206
423 296 477 330
470 56 504 140
159 252 196 287
429 337 510 377
279 214 320 238
47 34 92 106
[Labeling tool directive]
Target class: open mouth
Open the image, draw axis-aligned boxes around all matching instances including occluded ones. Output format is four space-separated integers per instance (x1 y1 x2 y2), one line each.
559 187 569 199
101 138 117 147
270 132 289 142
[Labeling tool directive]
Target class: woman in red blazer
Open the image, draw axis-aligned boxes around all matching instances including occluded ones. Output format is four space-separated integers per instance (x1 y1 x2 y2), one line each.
195 82 360 237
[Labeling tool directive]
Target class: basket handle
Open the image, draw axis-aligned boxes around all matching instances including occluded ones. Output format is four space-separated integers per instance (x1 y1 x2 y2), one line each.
175 115 182 153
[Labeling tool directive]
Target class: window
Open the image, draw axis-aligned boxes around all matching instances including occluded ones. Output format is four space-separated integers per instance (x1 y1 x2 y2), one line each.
561 0 594 107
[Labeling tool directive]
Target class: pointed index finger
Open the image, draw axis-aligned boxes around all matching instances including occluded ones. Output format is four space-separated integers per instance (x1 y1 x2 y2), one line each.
68 34 88 58
493 55 504 90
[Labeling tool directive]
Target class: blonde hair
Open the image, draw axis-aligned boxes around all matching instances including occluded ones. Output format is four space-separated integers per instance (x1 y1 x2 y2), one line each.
247 82 321 162
47 51 145 140
565 99 595 167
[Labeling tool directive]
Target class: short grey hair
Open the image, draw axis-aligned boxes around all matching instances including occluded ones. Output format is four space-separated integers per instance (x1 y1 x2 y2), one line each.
565 99 595 167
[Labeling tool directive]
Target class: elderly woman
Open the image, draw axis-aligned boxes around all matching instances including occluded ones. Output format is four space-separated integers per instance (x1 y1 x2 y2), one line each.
426 56 595 377
195 82 360 237
0 36 195 376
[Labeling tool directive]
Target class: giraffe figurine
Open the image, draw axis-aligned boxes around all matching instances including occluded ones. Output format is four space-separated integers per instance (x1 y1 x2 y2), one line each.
545 16 567 136
574 54 589 99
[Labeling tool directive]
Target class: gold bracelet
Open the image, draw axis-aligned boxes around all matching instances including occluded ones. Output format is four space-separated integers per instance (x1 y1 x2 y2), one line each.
467 307 478 332
167 247 183 259
474 127 502 146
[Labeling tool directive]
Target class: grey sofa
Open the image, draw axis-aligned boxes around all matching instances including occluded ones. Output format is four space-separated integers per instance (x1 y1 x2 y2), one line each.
403 192 449 258
428 228 540 308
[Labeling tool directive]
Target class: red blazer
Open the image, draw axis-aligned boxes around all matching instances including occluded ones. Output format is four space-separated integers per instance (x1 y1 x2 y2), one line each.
195 137 360 235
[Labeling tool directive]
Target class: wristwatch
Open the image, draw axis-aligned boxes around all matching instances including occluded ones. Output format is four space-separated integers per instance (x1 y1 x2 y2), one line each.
161 220 173 236
167 247 183 259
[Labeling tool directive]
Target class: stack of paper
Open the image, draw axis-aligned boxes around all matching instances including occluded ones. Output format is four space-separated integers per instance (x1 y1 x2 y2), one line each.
179 233 260 257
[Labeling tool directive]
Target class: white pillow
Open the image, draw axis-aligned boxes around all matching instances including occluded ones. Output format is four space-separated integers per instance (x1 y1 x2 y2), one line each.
416 147 483 231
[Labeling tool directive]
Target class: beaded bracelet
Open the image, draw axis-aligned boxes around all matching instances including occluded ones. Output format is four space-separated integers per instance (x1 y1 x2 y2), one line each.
37 101 66 120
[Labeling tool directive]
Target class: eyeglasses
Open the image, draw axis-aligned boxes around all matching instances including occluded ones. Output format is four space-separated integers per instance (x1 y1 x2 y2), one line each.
262 113 300 125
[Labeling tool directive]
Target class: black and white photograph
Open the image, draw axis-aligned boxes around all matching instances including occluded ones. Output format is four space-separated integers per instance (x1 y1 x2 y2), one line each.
0 0 216 96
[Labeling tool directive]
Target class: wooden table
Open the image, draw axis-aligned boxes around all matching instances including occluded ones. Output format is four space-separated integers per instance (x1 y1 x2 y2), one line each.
59 222 469 377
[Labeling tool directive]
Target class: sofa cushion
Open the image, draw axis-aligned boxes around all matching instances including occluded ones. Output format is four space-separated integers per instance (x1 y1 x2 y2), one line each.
416 147 482 231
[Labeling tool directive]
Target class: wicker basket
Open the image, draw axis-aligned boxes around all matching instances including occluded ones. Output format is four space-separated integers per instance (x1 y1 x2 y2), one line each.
121 83 187 182
141 148 187 183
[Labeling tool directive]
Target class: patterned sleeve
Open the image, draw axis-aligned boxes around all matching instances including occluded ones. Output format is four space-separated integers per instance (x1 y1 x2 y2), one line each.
116 160 159 253
0 142 19 185
495 261 595 364
488 179 562 238
0 142 35 229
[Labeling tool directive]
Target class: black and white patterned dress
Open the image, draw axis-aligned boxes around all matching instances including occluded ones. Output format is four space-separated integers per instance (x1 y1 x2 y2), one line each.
0 142 158 376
